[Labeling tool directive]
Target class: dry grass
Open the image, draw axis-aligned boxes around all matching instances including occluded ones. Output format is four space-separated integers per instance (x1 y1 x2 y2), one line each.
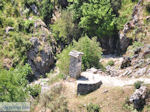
64 84 134 112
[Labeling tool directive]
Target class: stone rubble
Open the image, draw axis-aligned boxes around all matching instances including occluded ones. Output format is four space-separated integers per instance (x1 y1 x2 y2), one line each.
129 86 148 110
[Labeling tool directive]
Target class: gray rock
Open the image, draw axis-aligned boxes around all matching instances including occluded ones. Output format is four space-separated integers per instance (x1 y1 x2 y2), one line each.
129 86 148 110
131 54 139 59
27 37 54 78
134 47 141 54
106 65 118 76
5 26 14 34
30 4 39 15
120 36 132 53
133 59 145 69
120 57 131 69
142 50 150 58
134 67 147 76
121 69 132 76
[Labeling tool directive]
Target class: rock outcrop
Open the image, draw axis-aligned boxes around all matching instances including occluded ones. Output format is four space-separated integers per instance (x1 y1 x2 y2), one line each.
27 18 56 79
120 57 131 69
119 0 143 53
27 37 54 78
129 86 148 110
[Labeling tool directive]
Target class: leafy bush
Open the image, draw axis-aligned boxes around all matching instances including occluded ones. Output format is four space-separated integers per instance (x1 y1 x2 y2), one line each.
87 103 101 112
146 3 150 13
28 84 41 98
78 0 116 38
57 36 102 75
18 19 34 33
1 32 32 67
107 60 115 66
0 64 31 102
74 36 102 70
41 0 53 24
134 81 143 89
52 10 80 46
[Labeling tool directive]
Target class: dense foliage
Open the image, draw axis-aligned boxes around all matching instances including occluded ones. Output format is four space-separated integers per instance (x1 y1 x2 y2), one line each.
69 0 117 38
52 10 80 46
0 64 31 102
57 36 102 75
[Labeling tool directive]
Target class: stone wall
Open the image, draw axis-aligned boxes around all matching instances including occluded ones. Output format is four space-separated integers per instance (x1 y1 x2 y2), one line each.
77 81 102 95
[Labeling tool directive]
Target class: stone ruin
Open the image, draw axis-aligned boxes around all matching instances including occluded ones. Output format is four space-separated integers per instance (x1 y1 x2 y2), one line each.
69 51 102 95
69 50 84 79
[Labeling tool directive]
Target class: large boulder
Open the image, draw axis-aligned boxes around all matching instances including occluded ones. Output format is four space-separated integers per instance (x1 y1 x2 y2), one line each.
27 19 56 79
27 37 54 78
120 35 132 53
120 57 131 69
129 86 148 110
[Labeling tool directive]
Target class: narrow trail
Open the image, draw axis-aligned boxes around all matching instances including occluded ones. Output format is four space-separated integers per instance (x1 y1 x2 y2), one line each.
96 74 150 87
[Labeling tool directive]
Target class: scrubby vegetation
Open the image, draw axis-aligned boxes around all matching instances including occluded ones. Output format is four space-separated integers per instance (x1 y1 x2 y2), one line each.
134 81 143 89
107 60 115 66
28 84 41 98
0 0 150 111
36 84 69 112
87 103 101 112
57 36 102 75
0 64 31 102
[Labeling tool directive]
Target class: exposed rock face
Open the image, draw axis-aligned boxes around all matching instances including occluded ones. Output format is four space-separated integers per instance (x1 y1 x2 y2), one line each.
30 4 39 15
27 37 54 78
27 18 56 79
100 35 120 54
129 86 148 110
58 0 68 8
119 0 143 53
120 57 131 69
106 65 118 76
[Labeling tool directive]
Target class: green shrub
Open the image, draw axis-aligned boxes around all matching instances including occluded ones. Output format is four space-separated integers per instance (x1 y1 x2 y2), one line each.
41 0 53 24
52 10 80 46
28 84 41 98
18 19 34 33
134 81 143 89
146 3 150 13
74 36 102 70
0 64 31 102
107 60 115 66
57 36 102 75
87 103 101 112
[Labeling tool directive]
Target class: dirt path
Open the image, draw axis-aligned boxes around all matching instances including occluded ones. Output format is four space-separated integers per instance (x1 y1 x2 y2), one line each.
82 71 150 87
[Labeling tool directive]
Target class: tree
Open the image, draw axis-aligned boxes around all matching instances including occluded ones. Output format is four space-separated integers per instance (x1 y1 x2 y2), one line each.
41 0 53 24
57 35 102 75
0 64 31 102
69 0 117 38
